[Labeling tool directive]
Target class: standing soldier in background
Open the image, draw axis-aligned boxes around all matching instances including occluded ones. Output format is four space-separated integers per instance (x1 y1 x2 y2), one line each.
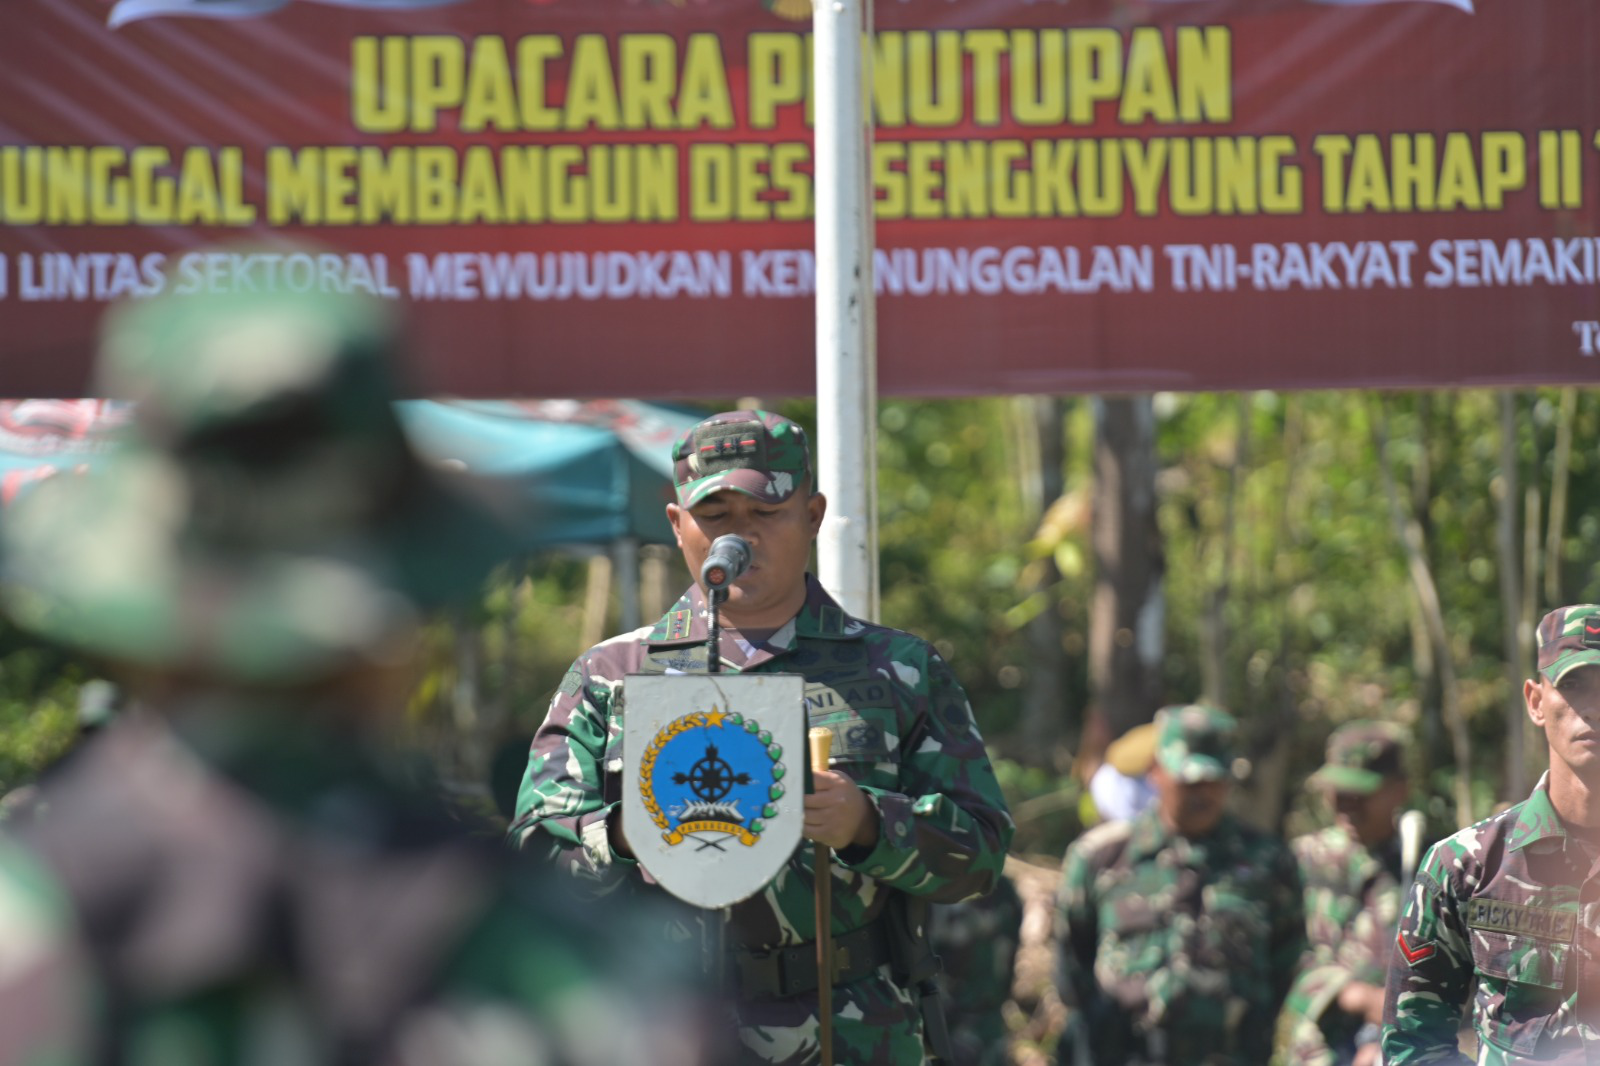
1383 605 1600 1064
511 409 1015 1065
0 281 706 1066
1056 704 1305 1065
1280 721 1411 1066
929 874 1024 1065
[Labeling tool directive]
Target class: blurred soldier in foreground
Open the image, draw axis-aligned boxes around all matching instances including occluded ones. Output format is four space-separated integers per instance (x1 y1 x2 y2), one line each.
1383 605 1600 1064
1056 705 1305 1065
510 409 1015 1064
928 874 1023 1066
0 282 702 1066
1280 721 1410 1066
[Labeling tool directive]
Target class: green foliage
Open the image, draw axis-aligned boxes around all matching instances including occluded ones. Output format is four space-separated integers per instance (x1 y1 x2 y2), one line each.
404 555 600 790
1152 389 1600 826
992 756 1084 860
8 386 1592 841
749 398 1044 743
874 399 1037 735
786 388 1598 831
0 628 90 795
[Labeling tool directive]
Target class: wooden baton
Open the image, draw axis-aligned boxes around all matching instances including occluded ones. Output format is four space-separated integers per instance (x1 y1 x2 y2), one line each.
808 726 835 1066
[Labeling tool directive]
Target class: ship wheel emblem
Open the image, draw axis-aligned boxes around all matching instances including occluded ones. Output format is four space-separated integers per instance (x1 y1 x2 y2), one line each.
675 743 751 802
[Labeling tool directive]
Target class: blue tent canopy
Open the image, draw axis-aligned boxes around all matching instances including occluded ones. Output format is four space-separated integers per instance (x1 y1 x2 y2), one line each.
0 398 702 550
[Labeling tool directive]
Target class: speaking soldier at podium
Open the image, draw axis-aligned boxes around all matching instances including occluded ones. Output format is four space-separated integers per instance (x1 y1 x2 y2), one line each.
511 410 1014 1066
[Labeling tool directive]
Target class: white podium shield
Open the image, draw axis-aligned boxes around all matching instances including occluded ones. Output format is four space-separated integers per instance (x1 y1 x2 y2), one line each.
621 673 805 910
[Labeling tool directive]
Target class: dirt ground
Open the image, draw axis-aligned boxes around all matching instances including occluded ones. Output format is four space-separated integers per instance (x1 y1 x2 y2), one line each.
1003 856 1067 1065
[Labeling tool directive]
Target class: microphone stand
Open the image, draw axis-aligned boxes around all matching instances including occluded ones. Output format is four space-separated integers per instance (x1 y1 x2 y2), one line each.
707 586 723 677
703 584 729 1003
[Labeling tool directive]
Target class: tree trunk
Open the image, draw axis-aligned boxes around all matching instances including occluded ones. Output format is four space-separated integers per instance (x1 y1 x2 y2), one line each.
1200 394 1250 708
580 552 613 651
1520 484 1542 793
1412 394 1442 761
1238 395 1300 833
640 543 682 624
451 616 485 786
1372 398 1474 826
1544 387 1577 606
1021 396 1070 761
1495 393 1526 799
1090 396 1165 738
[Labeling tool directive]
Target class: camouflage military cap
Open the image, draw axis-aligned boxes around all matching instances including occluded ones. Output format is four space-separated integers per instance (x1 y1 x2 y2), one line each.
1308 720 1406 794
0 276 513 686
95 276 398 449
1154 704 1237 783
671 410 812 508
1536 604 1600 684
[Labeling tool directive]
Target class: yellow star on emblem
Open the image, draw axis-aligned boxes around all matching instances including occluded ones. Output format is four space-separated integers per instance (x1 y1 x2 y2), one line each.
704 707 726 728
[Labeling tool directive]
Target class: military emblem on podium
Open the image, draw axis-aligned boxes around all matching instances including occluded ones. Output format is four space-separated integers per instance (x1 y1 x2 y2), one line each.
622 673 805 908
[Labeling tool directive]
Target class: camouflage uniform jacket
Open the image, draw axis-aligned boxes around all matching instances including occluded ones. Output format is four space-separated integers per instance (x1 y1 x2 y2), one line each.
511 575 1014 1065
1382 773 1600 1065
0 711 703 1066
1281 826 1403 1065
1056 808 1306 1065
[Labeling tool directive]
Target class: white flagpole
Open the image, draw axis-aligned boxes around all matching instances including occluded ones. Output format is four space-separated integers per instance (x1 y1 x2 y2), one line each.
813 0 878 622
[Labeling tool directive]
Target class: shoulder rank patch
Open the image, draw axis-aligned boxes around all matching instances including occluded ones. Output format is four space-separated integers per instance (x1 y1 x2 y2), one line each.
1397 931 1436 966
1464 899 1577 942
665 609 693 640
558 666 584 698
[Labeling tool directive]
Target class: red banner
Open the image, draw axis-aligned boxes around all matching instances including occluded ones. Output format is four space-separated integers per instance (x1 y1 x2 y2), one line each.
1 0 1596 397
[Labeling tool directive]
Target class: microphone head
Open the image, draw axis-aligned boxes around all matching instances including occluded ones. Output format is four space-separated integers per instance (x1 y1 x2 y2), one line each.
701 534 751 591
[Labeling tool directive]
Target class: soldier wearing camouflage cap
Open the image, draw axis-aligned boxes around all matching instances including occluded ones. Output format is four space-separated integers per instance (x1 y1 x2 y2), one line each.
0 278 705 1066
1281 721 1411 1066
1055 704 1305 1065
511 409 1015 1065
1383 604 1600 1064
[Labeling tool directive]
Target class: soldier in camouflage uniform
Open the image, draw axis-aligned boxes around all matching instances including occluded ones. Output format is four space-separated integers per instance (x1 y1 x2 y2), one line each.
929 874 1023 1066
0 283 705 1066
1055 705 1306 1065
1383 604 1600 1064
510 409 1015 1065
1280 721 1410 1066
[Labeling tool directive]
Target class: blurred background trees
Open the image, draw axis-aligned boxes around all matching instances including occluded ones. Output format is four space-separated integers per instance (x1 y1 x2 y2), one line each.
4 388 1597 863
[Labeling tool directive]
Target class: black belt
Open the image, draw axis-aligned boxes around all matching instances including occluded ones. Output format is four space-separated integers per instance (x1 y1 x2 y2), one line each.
727 921 893 1001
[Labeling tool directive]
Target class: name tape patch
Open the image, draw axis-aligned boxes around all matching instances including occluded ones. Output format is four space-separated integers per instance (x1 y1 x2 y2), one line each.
1465 899 1577 942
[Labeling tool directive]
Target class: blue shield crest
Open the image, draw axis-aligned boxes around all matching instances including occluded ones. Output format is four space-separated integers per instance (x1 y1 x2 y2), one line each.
622 674 805 908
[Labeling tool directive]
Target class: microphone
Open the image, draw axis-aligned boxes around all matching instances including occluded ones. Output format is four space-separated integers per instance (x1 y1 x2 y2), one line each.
701 534 751 594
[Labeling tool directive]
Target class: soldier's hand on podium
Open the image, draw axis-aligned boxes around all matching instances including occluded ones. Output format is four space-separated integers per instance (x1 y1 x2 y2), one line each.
803 771 879 851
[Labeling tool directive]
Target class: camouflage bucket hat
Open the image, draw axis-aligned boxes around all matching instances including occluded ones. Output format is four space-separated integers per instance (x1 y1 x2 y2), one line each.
671 410 812 508
1154 704 1237 783
0 279 514 687
1536 604 1600 685
1308 720 1406 795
